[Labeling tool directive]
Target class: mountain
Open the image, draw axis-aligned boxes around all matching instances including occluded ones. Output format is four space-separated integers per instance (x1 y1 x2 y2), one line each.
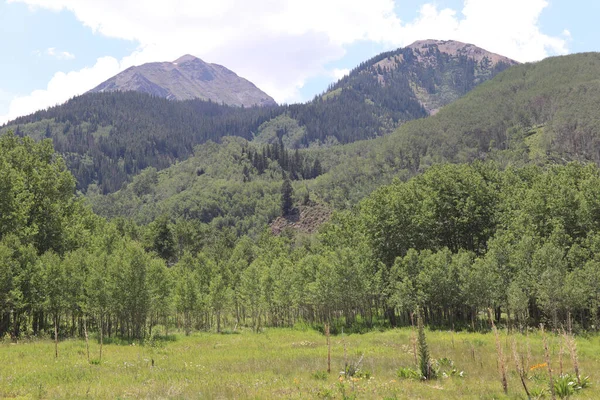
335 39 517 114
309 52 600 208
253 39 517 147
89 55 277 107
2 40 516 193
85 52 600 235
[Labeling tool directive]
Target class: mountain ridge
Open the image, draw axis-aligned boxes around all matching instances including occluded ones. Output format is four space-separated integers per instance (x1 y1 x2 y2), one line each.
3 39 520 193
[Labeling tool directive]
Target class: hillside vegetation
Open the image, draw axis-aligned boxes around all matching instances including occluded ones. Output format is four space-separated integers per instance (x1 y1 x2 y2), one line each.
1 93 282 193
4 133 600 340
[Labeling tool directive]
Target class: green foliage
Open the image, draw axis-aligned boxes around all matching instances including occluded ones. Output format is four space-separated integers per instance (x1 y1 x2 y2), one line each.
397 367 421 380
308 53 600 209
148 215 176 262
553 374 577 398
5 54 600 342
0 132 91 255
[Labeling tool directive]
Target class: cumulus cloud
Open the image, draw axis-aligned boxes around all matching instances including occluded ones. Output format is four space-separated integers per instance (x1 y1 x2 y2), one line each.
0 57 120 124
2 0 569 123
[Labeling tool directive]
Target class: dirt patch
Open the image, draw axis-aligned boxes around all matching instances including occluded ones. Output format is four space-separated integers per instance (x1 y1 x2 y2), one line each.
270 204 332 235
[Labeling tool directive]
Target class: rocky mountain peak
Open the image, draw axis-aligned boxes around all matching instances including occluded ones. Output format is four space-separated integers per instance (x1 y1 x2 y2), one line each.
173 54 202 64
89 55 277 107
407 39 518 65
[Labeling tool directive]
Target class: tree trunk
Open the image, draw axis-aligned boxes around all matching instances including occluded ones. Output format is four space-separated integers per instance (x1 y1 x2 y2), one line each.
99 314 104 362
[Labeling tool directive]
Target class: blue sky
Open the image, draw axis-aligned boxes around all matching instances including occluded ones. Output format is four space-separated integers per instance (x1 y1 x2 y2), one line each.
0 0 596 123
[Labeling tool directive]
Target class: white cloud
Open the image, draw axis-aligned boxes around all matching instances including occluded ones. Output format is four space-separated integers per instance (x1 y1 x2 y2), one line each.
0 57 120 125
392 0 568 62
332 68 350 80
46 47 76 60
2 0 569 123
0 89 15 118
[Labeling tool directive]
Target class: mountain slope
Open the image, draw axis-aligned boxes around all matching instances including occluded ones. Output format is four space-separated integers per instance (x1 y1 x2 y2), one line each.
333 39 517 114
89 55 277 107
309 52 600 207
85 53 600 234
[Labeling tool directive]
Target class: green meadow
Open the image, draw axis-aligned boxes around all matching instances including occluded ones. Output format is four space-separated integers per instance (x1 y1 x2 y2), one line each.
1 328 598 399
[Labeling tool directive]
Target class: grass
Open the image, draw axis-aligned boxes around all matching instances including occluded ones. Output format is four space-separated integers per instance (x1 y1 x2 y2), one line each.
0 328 598 399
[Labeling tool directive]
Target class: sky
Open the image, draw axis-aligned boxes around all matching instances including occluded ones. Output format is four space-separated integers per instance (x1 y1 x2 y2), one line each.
0 0 597 124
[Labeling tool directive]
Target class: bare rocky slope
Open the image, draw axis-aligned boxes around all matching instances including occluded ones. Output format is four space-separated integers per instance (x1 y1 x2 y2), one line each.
89 55 277 107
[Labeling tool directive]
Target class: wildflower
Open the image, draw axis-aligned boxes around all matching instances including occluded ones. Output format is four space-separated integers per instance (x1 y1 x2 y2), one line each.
529 362 548 372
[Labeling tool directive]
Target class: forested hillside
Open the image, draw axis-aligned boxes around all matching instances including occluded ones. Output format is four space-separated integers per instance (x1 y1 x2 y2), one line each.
1 93 283 193
2 40 511 194
90 52 600 227
3 49 600 360
309 52 600 207
3 133 600 341
87 137 321 234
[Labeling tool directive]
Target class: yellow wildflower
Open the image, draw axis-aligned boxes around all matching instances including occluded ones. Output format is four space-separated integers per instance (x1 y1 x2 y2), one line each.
529 362 548 371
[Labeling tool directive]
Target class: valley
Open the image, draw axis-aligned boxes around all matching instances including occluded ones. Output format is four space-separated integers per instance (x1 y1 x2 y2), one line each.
1 37 600 399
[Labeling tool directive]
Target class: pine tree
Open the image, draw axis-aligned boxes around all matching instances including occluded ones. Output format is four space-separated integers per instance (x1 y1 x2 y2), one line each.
280 178 294 216
152 215 176 262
